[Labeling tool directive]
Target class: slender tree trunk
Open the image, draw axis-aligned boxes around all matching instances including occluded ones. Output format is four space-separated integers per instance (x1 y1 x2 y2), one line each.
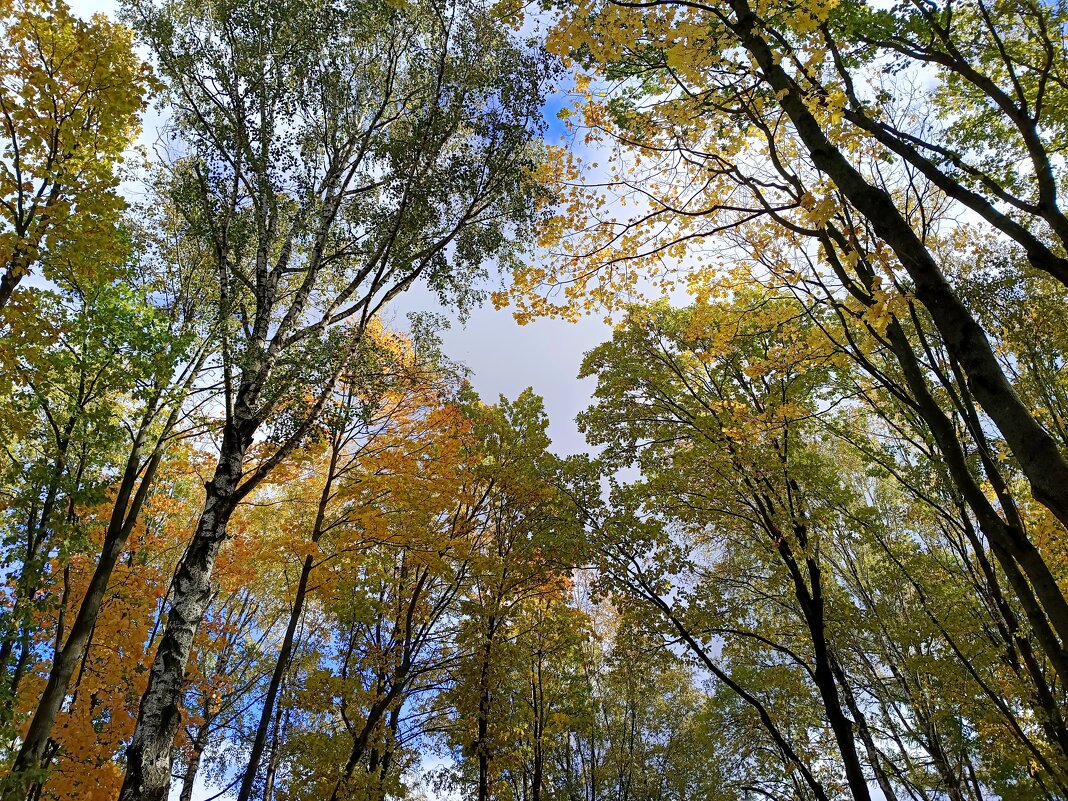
779 535 871 801
0 429 72 698
236 553 313 801
262 702 289 801
878 318 1068 684
178 713 212 801
329 679 409 801
238 442 338 801
586 654 599 801
646 591 833 801
4 447 163 796
727 0 1068 530
752 474 872 801
808 647 870 801
365 704 401 801
476 618 497 801
530 655 544 801
833 660 899 801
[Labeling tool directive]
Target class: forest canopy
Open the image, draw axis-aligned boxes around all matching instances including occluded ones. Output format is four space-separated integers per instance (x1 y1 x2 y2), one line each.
2 0 1068 800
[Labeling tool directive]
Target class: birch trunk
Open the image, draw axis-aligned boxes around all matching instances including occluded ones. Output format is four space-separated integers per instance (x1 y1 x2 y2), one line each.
118 434 245 801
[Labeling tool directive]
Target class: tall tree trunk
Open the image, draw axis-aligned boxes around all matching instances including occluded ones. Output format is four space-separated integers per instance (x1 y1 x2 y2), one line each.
4 447 163 797
178 710 212 801
0 425 73 695
366 704 401 801
824 227 1068 690
237 443 337 801
833 658 899 801
236 552 313 801
774 522 871 801
878 317 1068 685
530 653 545 801
119 434 245 801
262 702 289 801
476 618 497 801
727 0 1068 530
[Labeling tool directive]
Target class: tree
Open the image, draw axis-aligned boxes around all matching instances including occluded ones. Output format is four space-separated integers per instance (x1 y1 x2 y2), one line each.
570 292 1067 799
437 390 578 801
115 0 552 796
232 326 463 801
0 0 149 315
0 188 213 797
0 442 208 799
519 0 1068 706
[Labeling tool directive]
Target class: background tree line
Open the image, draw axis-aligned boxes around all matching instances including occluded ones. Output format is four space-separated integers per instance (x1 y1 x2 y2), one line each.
3 0 1068 799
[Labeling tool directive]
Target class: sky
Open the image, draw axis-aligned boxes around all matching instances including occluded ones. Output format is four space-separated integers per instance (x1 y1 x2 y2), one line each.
388 290 612 454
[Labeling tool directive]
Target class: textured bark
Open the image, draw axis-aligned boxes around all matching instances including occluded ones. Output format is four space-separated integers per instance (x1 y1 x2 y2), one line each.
118 433 245 801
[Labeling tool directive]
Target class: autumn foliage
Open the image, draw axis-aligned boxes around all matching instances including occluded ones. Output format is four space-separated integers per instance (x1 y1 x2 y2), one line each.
2 0 1068 800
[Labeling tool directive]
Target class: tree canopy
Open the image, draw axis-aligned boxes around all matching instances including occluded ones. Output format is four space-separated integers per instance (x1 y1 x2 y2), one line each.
1 0 1068 799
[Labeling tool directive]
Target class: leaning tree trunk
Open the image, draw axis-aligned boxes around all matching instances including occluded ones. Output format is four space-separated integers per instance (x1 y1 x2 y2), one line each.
237 442 338 801
727 0 1068 531
821 229 1068 686
118 432 246 801
771 515 872 801
237 552 313 801
178 707 212 801
5 446 163 799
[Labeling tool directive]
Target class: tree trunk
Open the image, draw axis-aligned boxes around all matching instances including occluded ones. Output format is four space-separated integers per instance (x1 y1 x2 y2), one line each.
476 617 497 801
4 448 163 797
178 713 212 801
238 441 337 801
833 659 899 801
119 439 244 801
879 318 1068 683
236 552 313 801
262 703 289 801
727 0 1068 530
775 523 871 801
0 243 35 314
329 680 409 801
